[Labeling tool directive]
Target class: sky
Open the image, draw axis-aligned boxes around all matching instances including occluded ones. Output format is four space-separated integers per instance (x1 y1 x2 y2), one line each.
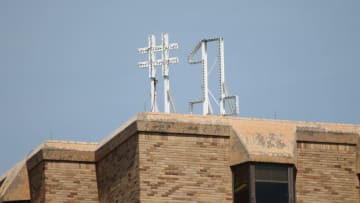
0 0 359 174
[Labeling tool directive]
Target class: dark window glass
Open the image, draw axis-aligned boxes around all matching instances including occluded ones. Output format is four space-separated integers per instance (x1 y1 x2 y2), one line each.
255 182 288 203
232 162 295 203
232 163 250 203
255 164 289 203
255 164 288 183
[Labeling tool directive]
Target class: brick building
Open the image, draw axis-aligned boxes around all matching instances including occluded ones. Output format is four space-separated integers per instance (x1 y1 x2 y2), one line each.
0 112 359 202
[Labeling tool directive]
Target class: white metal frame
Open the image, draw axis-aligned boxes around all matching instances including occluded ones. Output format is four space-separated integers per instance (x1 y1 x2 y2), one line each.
188 37 239 116
138 33 178 113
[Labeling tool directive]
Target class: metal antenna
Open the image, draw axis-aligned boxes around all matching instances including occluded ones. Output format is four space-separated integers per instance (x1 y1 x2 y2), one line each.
201 40 210 114
219 37 226 115
138 33 178 113
188 40 210 115
188 37 239 116
161 33 179 113
138 34 159 112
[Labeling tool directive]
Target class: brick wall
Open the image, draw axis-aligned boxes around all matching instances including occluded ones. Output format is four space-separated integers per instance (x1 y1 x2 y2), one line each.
28 162 45 203
26 142 98 203
44 161 98 202
138 133 232 202
20 114 360 203
296 142 360 203
96 135 139 203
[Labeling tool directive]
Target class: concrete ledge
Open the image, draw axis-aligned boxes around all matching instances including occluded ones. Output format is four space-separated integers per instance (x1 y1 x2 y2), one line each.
136 120 230 136
96 113 360 167
296 127 358 145
26 141 97 170
247 154 295 165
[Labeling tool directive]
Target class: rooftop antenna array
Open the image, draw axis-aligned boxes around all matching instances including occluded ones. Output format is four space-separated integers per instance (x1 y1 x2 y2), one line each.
188 37 239 116
138 33 179 113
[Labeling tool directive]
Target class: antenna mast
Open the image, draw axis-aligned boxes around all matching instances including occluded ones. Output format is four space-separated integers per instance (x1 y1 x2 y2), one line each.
138 33 179 113
188 37 239 116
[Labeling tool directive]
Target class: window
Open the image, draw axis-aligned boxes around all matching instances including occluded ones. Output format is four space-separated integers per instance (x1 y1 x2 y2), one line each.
232 163 250 203
232 162 295 203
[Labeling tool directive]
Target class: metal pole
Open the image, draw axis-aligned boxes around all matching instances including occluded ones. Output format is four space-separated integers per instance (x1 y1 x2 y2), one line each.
162 33 170 113
219 37 226 115
201 41 209 115
149 35 158 112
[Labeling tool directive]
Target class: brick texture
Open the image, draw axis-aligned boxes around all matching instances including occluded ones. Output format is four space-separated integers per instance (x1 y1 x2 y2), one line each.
11 114 360 203
44 161 98 202
296 142 360 203
139 133 232 203
96 135 139 203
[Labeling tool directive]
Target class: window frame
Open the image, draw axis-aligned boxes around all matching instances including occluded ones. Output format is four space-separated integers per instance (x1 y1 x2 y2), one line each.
232 162 296 203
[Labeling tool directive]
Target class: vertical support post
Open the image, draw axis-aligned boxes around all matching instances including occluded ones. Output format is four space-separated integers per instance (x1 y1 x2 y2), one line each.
250 164 256 203
201 41 209 115
149 35 158 112
219 37 226 115
288 167 295 203
162 33 170 113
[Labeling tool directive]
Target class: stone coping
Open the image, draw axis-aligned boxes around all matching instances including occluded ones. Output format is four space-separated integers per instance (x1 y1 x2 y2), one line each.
296 126 358 145
26 140 97 170
95 112 360 164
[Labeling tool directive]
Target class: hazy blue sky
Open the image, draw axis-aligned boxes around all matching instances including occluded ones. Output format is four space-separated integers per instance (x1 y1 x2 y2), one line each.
1 0 359 174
